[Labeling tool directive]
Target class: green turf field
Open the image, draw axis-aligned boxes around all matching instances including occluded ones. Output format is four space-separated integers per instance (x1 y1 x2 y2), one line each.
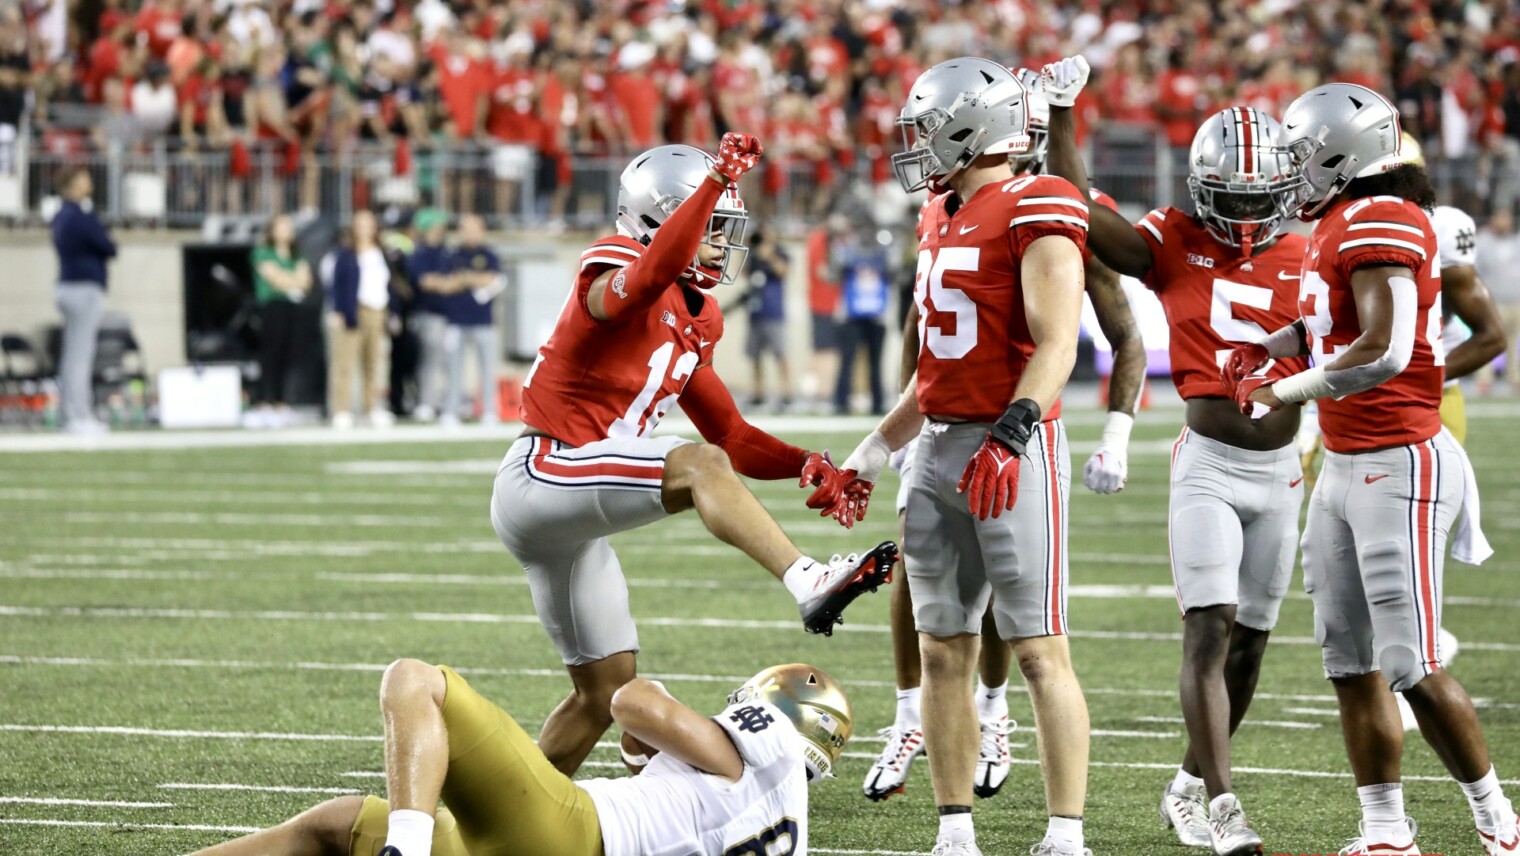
0 405 1516 855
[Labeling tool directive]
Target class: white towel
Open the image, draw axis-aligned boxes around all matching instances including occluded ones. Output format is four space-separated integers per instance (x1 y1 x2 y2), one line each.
1446 428 1493 566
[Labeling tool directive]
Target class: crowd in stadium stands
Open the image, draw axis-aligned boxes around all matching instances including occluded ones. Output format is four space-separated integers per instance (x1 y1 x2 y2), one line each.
2 0 1519 222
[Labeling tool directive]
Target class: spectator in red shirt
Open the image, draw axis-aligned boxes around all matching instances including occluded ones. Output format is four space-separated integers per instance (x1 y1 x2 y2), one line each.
1098 44 1158 126
1154 48 1205 147
485 42 540 221
806 216 844 412
134 0 183 61
609 43 662 150
86 15 139 103
434 30 491 213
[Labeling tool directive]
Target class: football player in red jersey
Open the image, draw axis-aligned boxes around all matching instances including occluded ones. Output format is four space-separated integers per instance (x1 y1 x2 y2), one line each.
835 57 1094 856
492 133 897 777
1044 56 1308 855
1225 83 1516 856
861 68 1146 810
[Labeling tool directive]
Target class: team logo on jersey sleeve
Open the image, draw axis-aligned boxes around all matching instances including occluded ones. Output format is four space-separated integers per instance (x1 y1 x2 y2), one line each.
611 271 629 299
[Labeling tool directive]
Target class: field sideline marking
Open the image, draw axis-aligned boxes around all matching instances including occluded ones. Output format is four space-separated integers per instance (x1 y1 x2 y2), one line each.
0 795 174 808
4 605 1517 652
0 818 262 833
159 783 361 795
0 724 381 742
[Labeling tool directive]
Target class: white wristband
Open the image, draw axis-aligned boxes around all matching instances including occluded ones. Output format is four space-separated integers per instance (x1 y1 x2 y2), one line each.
842 430 891 483
621 747 650 767
1097 411 1134 450
1272 365 1333 404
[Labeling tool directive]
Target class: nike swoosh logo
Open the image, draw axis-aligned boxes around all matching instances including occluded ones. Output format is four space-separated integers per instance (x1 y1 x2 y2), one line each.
1290 477 1304 488
1278 271 1301 280
1364 474 1390 484
959 224 979 235
699 339 712 348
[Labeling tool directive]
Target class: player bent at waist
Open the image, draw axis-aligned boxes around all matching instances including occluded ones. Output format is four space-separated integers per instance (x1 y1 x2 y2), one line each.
494 133 891 776
192 660 852 856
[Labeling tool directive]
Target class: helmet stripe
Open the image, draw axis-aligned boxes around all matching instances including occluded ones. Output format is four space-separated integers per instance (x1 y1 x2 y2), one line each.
1238 107 1255 174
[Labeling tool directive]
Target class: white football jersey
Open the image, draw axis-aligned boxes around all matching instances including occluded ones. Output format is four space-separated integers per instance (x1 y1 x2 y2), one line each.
1432 205 1478 270
1432 205 1478 385
579 701 809 856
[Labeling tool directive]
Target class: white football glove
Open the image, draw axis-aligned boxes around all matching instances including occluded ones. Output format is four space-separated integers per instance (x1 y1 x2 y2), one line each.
842 430 891 484
1082 411 1132 495
1041 56 1090 108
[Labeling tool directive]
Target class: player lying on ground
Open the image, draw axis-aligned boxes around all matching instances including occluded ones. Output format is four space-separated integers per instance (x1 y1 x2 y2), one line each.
834 57 1095 856
1044 55 1309 856
191 660 851 856
493 134 895 777
861 65 1146 809
1226 82 1515 856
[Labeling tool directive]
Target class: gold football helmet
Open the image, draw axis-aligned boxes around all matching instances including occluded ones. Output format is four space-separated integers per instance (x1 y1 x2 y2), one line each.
728 663 853 783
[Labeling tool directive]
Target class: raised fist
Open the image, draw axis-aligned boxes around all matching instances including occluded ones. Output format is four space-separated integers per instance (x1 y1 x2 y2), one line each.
714 132 764 184
1041 56 1091 108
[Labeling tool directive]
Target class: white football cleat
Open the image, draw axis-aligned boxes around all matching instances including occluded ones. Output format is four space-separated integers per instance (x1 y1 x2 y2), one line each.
798 541 898 635
1029 838 1093 856
1161 781 1212 848
931 837 982 856
862 724 924 801
1209 794 1263 856
1479 800 1520 856
973 716 1014 798
1339 817 1419 855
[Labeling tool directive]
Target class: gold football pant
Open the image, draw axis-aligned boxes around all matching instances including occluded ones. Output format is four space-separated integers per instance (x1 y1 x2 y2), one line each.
349 666 604 856
1439 384 1466 445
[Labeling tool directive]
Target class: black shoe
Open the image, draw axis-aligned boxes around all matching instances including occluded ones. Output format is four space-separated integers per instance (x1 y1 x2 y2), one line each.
798 541 899 636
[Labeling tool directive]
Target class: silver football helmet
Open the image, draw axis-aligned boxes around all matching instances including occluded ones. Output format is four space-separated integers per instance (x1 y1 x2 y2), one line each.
616 144 749 286
728 663 853 784
893 57 1032 193
1279 82 1405 219
1187 106 1305 252
1009 67 1050 174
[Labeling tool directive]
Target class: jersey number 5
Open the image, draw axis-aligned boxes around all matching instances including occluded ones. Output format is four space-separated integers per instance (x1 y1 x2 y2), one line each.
1210 278 1278 370
915 247 980 359
722 817 799 856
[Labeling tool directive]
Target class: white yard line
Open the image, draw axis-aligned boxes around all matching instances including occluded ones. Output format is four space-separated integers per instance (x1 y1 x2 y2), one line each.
61 511 466 528
1009 758 1520 785
0 486 482 508
0 796 174 808
159 783 361 795
0 818 262 833
1281 708 1345 718
1135 715 1320 730
0 724 381 742
4 605 1518 651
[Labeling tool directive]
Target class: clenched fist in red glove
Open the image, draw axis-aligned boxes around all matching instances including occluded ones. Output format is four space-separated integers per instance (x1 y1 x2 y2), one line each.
1234 375 1279 417
713 132 764 184
958 435 1021 521
801 451 873 528
1220 342 1270 398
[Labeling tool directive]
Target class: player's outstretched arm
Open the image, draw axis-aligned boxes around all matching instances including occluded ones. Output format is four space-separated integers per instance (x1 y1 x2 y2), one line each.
1042 59 1154 280
1083 255 1144 493
611 678 744 782
1251 266 1419 411
1442 264 1507 380
682 365 811 480
587 132 764 321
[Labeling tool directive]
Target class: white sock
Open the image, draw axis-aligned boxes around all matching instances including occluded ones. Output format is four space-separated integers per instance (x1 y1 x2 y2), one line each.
937 810 974 842
896 687 922 731
384 809 435 856
1171 767 1205 794
1046 816 1083 850
1460 766 1507 831
1357 783 1407 829
782 557 816 602
1209 793 1237 816
976 679 1008 721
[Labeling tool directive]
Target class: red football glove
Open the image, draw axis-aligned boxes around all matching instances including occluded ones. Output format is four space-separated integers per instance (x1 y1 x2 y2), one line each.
714 132 763 184
1234 375 1277 416
958 435 1021 521
801 451 873 528
1220 342 1270 398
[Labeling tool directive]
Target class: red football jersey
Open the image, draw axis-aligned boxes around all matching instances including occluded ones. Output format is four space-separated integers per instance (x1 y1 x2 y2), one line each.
914 175 1090 422
1134 207 1309 399
1300 196 1444 453
1085 187 1119 264
521 235 725 446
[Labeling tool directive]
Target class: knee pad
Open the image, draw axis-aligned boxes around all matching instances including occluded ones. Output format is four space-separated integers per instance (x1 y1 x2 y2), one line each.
1378 644 1424 692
